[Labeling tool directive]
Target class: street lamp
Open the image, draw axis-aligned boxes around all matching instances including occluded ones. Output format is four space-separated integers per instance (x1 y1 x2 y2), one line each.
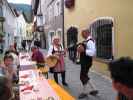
36 0 44 32
36 13 43 30
37 14 43 25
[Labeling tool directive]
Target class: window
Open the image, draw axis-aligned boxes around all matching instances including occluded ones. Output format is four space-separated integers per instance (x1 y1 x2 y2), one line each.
43 15 45 25
48 31 55 47
50 31 55 42
45 12 48 24
49 6 52 21
54 2 58 16
57 2 60 15
0 5 4 34
89 17 114 60
54 0 61 16
51 6 54 19
56 29 62 43
59 0 62 15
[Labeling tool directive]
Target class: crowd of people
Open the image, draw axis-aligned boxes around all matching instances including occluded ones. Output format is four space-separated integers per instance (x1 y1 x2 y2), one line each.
0 29 133 100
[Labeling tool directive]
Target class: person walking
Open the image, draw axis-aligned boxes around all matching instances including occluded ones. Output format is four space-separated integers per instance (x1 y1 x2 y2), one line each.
47 36 68 86
77 29 98 99
21 41 26 50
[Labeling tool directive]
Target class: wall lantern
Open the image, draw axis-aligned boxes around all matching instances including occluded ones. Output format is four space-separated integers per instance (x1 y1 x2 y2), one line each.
65 0 75 9
36 13 43 27
36 0 44 32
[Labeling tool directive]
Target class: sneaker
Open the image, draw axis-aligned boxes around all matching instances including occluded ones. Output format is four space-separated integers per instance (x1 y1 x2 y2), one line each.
89 90 98 96
78 93 88 99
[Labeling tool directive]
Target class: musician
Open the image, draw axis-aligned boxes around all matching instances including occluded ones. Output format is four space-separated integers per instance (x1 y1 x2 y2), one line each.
47 36 68 86
108 57 133 100
77 29 98 99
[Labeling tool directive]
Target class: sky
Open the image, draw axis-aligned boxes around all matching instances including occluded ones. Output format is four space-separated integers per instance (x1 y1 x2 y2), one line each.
7 0 31 5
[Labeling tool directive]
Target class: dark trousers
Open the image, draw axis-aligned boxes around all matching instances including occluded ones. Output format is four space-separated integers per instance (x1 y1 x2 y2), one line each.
68 46 77 62
80 59 92 85
53 71 66 84
118 93 129 100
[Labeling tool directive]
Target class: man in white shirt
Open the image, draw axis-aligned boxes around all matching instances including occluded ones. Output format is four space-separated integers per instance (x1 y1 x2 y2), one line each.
77 29 98 99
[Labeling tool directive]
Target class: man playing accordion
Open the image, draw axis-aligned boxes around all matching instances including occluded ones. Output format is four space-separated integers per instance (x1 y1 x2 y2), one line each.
77 29 98 99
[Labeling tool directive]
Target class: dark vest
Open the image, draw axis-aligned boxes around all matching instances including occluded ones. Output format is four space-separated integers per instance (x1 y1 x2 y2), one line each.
52 45 63 54
80 39 93 65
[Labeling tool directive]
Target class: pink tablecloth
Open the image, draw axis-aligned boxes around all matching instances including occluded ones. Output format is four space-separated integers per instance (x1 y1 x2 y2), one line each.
19 70 60 100
19 52 37 71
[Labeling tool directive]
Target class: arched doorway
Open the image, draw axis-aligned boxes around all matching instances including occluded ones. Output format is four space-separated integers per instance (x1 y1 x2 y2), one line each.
67 26 78 62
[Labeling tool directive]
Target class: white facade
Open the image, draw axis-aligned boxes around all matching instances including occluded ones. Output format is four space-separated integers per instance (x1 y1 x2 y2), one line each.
16 13 27 48
31 0 63 48
26 23 33 40
1 0 27 50
2 0 17 50
37 0 63 48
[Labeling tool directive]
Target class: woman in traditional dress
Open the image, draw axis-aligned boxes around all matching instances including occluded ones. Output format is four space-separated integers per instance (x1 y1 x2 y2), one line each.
47 36 68 86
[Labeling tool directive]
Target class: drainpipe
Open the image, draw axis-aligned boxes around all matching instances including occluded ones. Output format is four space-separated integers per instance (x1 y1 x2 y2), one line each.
62 0 65 48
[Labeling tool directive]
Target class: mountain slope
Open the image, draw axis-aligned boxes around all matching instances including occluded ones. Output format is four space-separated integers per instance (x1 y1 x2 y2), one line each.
10 3 32 23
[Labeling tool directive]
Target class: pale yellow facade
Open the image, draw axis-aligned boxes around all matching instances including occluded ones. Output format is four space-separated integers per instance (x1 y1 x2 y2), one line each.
26 23 33 40
64 0 133 75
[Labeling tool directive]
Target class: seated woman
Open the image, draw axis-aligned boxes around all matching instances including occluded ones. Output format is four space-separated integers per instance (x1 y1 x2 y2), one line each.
31 46 45 68
108 57 133 100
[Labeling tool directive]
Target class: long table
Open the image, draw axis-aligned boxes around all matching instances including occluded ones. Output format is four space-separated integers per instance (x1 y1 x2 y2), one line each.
19 70 60 100
19 52 75 100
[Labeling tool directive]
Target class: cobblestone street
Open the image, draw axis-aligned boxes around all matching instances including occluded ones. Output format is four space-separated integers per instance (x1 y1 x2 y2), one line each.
1 0 133 99
48 55 117 100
